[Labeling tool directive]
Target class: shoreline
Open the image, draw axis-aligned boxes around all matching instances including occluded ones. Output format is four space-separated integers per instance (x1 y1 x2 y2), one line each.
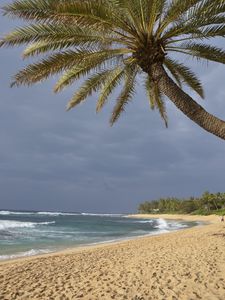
0 214 210 265
1 214 225 299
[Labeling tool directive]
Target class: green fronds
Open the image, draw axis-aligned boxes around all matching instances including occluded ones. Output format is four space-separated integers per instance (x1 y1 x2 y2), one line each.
66 70 112 110
110 66 137 125
161 1 225 40
164 58 204 98
2 0 57 20
11 48 128 87
187 0 225 22
145 0 166 35
0 23 123 51
157 0 201 37
54 49 128 93
167 43 225 65
165 23 225 44
145 75 168 127
23 41 77 58
11 50 83 86
163 60 182 88
2 0 134 34
96 66 126 112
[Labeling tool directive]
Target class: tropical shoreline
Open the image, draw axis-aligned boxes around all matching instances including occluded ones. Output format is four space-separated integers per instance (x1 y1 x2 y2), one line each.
0 214 204 264
0 213 199 263
1 214 225 299
0 214 215 264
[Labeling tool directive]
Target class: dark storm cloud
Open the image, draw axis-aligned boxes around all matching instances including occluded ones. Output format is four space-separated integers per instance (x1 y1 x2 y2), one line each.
1 1 225 213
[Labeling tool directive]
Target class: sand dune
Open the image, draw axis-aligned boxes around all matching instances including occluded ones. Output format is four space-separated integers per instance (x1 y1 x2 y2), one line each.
0 215 225 299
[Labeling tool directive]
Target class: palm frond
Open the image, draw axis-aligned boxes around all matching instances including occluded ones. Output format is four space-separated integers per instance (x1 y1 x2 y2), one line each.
54 52 127 93
147 0 167 35
163 16 225 41
66 70 112 110
145 75 168 127
110 65 137 125
167 43 225 65
161 0 225 40
163 60 182 88
11 48 128 87
164 58 204 98
2 0 134 35
0 23 124 51
96 66 127 112
157 0 201 37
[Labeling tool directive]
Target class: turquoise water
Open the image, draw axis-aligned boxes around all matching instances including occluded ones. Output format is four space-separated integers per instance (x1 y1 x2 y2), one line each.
0 210 199 260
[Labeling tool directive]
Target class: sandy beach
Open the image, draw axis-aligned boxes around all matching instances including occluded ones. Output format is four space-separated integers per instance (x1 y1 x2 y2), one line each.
1 214 225 300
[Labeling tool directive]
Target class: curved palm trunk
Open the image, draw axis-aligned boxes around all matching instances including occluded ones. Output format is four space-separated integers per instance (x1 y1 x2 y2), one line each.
151 64 225 140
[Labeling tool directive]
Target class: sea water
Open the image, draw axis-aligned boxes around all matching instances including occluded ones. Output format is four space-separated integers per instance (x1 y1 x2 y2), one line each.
0 210 199 260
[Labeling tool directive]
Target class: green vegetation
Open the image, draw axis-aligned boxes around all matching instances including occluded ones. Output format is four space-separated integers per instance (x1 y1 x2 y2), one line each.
1 1 225 139
138 192 225 215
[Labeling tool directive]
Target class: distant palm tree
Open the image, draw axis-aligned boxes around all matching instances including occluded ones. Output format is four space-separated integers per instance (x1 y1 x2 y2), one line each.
1 0 225 139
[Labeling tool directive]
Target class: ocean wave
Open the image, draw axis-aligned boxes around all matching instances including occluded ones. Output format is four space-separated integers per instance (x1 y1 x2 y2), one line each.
37 211 80 216
81 213 122 217
0 210 80 216
154 219 188 230
0 249 52 261
134 220 154 224
155 218 169 229
0 210 123 217
0 220 55 230
170 223 188 229
0 210 33 215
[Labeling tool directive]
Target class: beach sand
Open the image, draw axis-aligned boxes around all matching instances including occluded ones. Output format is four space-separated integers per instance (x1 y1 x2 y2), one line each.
1 214 225 299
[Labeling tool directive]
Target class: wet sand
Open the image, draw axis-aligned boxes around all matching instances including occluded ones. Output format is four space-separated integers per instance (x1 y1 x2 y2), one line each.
0 214 225 299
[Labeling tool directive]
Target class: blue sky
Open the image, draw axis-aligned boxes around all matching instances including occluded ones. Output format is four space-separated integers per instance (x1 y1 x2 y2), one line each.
1 1 225 213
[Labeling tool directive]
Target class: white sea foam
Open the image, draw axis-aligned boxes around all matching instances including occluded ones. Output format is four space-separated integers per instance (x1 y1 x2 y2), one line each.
81 213 122 217
0 220 55 230
135 220 154 224
170 223 188 229
0 211 33 215
37 211 79 216
154 219 188 230
0 210 122 217
155 218 169 229
0 249 52 261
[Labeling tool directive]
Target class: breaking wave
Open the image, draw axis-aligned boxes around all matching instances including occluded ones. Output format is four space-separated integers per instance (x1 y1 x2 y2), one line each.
0 211 33 215
155 218 169 229
37 211 80 216
0 220 55 230
81 213 123 217
0 249 52 261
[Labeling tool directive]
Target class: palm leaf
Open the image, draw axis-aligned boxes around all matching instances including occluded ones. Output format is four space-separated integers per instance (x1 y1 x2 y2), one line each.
0 23 123 51
96 66 127 112
167 43 225 65
157 0 201 37
164 58 204 98
2 0 133 34
145 75 168 127
110 66 137 125
66 70 113 110
11 48 129 87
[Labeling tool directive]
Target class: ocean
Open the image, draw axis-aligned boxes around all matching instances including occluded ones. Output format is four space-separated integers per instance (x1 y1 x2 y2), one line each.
0 210 200 261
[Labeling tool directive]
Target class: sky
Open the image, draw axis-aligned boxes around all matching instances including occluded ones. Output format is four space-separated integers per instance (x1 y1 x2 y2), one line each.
1 1 225 213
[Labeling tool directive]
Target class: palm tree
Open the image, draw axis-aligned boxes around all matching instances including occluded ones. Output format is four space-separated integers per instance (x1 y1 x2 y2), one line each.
1 0 225 139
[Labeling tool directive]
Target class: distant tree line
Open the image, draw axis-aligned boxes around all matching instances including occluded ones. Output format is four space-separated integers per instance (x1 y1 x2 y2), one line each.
138 192 225 215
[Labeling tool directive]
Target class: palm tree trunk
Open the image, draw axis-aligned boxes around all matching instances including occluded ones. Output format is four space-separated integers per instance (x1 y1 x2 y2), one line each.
150 64 225 140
